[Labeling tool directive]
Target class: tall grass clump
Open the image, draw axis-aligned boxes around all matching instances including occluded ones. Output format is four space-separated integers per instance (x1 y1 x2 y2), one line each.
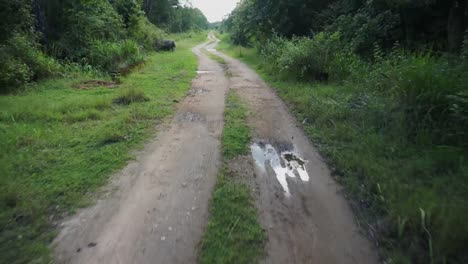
367 50 467 145
260 32 368 82
127 15 165 50
88 40 144 72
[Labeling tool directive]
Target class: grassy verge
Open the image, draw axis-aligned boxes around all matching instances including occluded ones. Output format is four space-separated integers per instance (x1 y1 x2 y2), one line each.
0 34 205 264
218 37 468 263
199 91 265 264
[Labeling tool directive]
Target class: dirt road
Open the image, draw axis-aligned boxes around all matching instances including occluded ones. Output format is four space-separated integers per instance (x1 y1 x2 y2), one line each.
208 39 379 264
53 41 228 263
54 37 378 264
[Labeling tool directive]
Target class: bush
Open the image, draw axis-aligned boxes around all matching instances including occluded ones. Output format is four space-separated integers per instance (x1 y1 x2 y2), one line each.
7 34 61 79
0 34 61 91
88 39 144 72
58 0 126 60
365 51 467 144
0 53 32 91
261 32 342 80
128 15 164 50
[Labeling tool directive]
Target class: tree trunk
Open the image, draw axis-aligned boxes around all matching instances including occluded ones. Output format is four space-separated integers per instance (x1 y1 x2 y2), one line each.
33 0 46 43
447 0 466 53
144 0 153 17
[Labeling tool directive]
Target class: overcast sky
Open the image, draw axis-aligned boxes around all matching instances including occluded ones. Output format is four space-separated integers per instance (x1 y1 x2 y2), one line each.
190 0 240 23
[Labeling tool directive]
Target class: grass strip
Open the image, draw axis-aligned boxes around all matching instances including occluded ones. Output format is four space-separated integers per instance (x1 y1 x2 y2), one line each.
199 91 265 264
202 48 227 65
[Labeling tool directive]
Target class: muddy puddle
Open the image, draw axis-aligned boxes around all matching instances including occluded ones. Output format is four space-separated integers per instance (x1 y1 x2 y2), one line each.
177 111 205 122
251 142 309 196
188 88 209 96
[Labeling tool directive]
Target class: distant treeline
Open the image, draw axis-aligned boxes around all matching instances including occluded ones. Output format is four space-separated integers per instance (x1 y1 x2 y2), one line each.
0 0 209 91
223 0 467 54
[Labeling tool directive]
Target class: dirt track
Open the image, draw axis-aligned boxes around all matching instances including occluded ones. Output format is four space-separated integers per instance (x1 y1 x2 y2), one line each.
211 36 378 264
53 41 228 263
53 37 378 264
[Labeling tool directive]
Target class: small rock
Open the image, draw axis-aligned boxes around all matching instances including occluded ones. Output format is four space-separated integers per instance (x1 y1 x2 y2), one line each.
17 235 23 239
76 248 81 253
87 242 97 248
161 236 166 241
181 182 188 188
168 226 173 231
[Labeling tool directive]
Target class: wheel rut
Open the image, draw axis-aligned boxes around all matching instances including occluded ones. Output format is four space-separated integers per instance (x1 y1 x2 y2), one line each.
53 41 228 264
207 38 379 264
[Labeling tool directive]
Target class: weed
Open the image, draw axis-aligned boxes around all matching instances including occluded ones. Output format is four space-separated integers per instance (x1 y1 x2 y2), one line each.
113 87 149 105
203 49 227 65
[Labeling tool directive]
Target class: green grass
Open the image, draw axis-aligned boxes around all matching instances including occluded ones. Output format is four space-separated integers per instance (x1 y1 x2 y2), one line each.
218 37 468 263
221 92 250 159
199 91 265 264
0 34 206 264
203 48 227 65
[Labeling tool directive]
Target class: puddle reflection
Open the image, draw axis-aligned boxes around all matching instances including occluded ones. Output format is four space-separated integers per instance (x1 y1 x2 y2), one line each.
251 142 309 196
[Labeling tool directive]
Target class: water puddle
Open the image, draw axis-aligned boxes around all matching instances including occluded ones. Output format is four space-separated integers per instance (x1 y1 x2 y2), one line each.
251 142 309 196
196 70 212 74
207 48 217 52
188 88 209 96
177 111 205 122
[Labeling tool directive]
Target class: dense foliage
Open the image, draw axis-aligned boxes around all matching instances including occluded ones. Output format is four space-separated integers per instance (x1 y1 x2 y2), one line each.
143 0 209 32
223 0 468 263
0 0 208 92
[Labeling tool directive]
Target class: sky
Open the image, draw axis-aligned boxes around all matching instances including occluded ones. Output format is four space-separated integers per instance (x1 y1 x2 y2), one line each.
190 0 240 23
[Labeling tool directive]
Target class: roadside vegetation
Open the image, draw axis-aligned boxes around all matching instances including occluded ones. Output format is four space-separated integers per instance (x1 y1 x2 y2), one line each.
199 91 265 264
0 0 210 262
219 0 468 263
0 35 205 264
0 0 209 92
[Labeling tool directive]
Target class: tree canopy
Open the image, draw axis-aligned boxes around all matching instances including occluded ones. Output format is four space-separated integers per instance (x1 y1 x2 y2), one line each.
0 0 209 91
224 0 468 53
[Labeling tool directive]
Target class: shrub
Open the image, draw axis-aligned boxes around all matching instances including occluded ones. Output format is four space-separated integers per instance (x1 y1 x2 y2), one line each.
260 32 342 80
0 53 32 91
58 0 126 60
0 34 61 91
127 15 164 50
366 51 467 144
328 49 369 82
7 34 61 80
88 39 144 72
